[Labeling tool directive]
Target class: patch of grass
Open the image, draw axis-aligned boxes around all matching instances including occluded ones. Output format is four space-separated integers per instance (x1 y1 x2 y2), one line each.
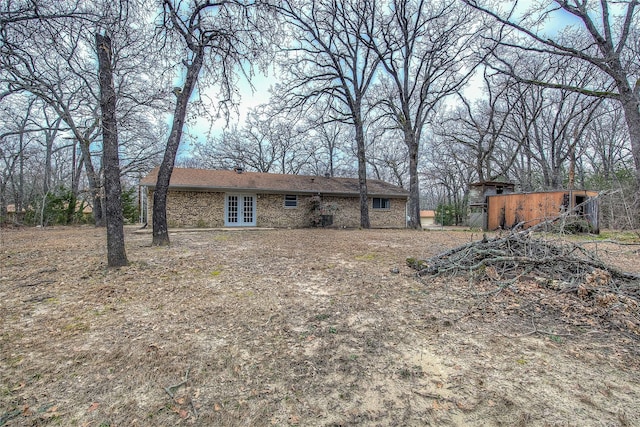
328 326 337 334
313 313 330 321
6 355 23 368
398 365 423 379
63 320 90 334
92 306 116 316
355 253 377 261
549 334 563 343
236 290 255 298
598 230 640 242
406 257 427 270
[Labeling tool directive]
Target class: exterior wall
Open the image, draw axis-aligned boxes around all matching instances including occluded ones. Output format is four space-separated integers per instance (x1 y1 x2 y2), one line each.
147 189 407 228
147 190 226 228
256 193 313 227
419 210 436 227
486 190 598 231
368 197 407 228
468 182 516 229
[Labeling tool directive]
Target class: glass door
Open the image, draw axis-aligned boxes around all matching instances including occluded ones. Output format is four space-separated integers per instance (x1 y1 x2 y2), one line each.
225 194 256 226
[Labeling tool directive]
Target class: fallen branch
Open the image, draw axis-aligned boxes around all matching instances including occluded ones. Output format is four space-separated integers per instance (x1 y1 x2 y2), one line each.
408 227 640 337
164 367 190 399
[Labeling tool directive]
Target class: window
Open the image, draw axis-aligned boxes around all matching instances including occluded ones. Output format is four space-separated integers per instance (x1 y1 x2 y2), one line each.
372 198 390 209
284 195 298 208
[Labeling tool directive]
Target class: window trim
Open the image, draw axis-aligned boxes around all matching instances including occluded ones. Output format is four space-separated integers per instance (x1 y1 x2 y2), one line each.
372 197 391 210
284 194 298 208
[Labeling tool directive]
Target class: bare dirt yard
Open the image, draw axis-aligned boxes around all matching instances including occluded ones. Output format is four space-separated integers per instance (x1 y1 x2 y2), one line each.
1 226 639 426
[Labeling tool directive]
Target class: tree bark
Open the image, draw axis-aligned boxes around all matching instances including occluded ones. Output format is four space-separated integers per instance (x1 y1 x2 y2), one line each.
406 128 420 230
75 136 104 226
354 114 370 229
618 85 640 193
152 48 204 246
96 33 128 267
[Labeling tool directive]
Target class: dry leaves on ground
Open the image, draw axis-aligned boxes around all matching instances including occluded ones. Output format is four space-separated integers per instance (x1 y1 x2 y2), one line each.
1 226 639 426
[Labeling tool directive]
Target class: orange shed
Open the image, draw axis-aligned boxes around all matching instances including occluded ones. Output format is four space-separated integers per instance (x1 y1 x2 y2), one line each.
486 190 599 233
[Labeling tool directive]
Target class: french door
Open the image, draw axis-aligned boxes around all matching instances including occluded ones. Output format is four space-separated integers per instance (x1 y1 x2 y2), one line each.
225 194 256 226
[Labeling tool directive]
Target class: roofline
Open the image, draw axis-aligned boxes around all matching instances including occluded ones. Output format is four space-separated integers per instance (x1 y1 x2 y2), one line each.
469 181 515 187
141 183 408 198
486 189 598 197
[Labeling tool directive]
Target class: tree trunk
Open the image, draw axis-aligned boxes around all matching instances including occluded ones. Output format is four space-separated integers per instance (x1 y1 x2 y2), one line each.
406 131 420 230
354 114 370 229
97 33 128 267
76 136 104 226
619 89 640 193
152 49 205 246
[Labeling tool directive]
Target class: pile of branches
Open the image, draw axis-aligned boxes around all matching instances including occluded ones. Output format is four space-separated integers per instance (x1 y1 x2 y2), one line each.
407 228 640 336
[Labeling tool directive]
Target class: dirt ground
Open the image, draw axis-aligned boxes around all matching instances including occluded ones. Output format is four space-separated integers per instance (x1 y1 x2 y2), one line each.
1 226 639 426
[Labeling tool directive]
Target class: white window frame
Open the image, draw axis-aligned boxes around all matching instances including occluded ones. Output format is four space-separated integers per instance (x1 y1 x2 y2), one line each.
372 197 391 210
284 194 298 208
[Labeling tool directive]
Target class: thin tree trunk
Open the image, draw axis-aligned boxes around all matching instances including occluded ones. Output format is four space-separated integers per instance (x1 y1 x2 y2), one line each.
97 33 127 267
152 48 205 246
76 137 104 226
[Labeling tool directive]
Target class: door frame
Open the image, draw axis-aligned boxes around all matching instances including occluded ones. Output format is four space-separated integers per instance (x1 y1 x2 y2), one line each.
224 193 257 227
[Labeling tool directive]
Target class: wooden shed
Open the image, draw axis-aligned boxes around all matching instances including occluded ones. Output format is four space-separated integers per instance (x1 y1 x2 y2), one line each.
486 190 599 233
468 181 516 228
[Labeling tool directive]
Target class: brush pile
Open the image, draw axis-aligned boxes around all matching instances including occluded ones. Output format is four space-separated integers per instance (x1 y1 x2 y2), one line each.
408 229 640 336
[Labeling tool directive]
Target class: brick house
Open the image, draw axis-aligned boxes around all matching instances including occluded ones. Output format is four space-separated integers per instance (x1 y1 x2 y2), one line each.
139 167 409 228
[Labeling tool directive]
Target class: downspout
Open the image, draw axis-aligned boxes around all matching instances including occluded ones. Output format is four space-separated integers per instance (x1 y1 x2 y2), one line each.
405 198 409 228
139 185 148 225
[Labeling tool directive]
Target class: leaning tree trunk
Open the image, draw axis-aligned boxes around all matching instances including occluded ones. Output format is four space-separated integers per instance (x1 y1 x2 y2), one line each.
152 48 205 246
97 33 128 267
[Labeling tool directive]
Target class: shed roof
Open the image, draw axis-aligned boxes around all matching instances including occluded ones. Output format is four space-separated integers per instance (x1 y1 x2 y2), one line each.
469 181 516 188
140 168 409 198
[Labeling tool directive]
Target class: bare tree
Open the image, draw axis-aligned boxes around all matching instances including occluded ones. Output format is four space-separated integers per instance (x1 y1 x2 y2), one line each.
0 9 106 224
152 0 270 245
272 0 380 228
302 100 355 177
97 32 127 267
363 0 480 228
464 0 640 194
440 72 524 183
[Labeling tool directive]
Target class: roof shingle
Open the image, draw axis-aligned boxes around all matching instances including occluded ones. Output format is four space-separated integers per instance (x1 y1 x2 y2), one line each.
140 168 408 198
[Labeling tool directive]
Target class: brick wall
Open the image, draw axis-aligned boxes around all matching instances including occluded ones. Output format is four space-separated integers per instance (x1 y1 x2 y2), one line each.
147 190 225 228
146 189 406 228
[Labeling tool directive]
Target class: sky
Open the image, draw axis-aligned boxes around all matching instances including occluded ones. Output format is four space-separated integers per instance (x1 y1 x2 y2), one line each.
180 0 611 156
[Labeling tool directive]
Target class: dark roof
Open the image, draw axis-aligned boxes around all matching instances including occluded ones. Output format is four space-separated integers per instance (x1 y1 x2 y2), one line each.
140 168 409 198
469 181 515 187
